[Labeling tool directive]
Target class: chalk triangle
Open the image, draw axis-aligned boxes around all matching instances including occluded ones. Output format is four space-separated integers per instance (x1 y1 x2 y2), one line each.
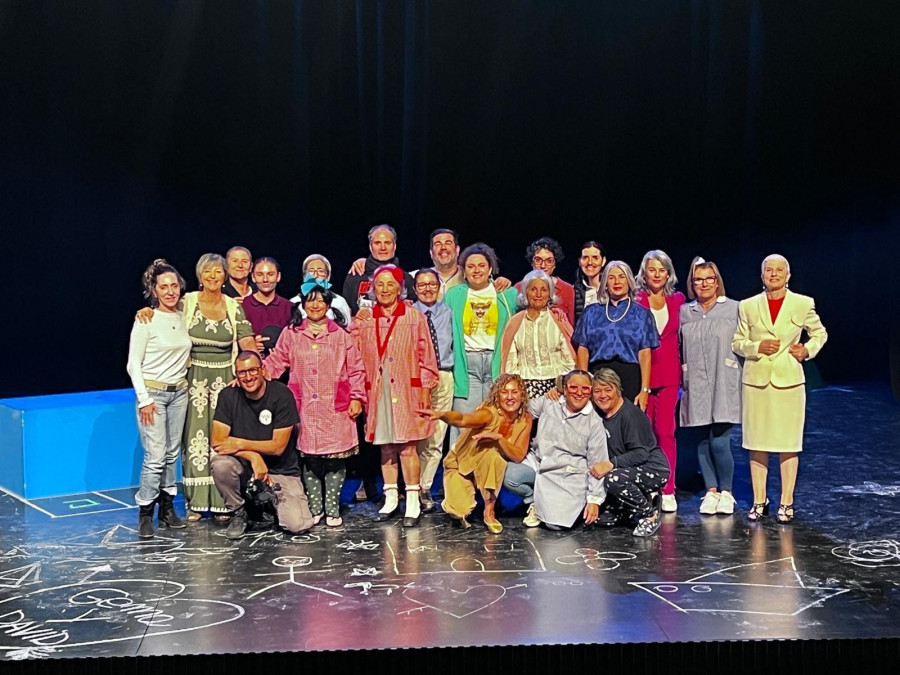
0 561 41 588
61 524 180 547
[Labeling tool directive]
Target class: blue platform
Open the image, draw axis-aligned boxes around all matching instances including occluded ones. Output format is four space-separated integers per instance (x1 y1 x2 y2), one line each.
0 389 143 499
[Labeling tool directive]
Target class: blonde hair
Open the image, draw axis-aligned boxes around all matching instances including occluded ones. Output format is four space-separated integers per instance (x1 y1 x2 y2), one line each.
195 253 227 289
480 373 529 420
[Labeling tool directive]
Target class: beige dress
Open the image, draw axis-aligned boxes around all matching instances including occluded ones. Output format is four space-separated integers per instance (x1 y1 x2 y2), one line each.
442 408 531 518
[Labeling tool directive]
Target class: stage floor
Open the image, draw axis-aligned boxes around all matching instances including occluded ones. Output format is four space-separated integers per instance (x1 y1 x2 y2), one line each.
1 384 898 661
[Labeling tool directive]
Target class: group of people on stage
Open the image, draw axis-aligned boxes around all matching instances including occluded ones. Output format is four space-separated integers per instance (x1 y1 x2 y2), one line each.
126 225 827 541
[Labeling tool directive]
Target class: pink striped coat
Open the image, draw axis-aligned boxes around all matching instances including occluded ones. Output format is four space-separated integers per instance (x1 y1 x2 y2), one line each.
350 303 438 444
264 319 366 455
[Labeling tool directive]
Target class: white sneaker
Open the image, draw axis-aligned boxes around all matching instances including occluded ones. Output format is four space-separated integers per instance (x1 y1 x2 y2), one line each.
661 494 678 513
699 491 720 515
716 491 736 515
522 503 541 528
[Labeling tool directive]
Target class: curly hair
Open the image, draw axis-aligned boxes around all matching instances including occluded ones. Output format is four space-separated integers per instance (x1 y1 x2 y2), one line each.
526 237 565 266
478 373 529 420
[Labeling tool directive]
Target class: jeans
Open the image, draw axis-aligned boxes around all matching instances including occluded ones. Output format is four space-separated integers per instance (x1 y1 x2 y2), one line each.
135 388 188 506
694 423 735 492
502 461 536 504
450 351 494 446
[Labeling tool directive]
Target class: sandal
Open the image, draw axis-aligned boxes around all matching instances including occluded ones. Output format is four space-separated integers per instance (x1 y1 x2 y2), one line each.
747 499 770 522
776 503 794 524
186 511 203 522
213 513 232 523
326 516 343 528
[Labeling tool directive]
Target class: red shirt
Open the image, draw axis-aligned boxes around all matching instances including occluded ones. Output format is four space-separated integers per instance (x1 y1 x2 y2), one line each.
767 296 785 324
243 293 294 335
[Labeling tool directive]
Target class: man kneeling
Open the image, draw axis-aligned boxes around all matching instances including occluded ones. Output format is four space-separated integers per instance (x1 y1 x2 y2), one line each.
212 351 314 539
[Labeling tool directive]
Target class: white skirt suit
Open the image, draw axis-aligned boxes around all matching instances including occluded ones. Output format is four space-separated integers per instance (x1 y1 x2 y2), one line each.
731 290 827 452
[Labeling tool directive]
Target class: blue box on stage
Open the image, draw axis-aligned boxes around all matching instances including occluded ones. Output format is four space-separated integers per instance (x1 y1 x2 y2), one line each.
0 389 143 499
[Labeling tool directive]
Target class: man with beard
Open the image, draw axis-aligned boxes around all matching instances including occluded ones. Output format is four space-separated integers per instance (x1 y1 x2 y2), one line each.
211 351 314 539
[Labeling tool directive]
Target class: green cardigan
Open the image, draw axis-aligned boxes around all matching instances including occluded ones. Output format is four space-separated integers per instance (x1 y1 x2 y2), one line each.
444 284 519 398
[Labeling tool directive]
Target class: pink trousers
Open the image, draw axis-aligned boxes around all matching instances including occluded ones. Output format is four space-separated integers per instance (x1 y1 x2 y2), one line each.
646 385 678 495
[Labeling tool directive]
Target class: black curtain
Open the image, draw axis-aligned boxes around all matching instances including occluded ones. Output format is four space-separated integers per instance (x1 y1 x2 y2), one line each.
2 0 897 397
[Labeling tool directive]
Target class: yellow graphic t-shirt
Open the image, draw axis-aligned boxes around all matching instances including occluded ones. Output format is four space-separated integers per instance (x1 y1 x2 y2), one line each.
463 286 499 352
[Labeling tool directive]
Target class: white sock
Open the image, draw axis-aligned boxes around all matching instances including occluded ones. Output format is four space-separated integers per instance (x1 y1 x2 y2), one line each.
405 485 421 519
379 484 399 514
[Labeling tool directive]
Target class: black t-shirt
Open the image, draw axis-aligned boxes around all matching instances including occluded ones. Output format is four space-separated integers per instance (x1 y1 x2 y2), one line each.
214 381 300 477
599 399 670 476
222 278 257 298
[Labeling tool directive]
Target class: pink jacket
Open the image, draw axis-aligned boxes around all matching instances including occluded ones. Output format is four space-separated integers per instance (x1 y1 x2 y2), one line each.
264 319 366 455
635 291 685 388
350 304 438 444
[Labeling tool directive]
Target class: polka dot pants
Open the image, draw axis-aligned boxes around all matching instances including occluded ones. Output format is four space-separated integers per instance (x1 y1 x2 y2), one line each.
599 466 667 522
302 455 347 518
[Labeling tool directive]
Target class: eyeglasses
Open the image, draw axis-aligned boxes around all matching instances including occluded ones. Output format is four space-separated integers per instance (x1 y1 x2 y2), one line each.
416 282 439 289
533 256 555 267
236 367 261 379
566 386 592 394
693 277 718 286
306 268 329 278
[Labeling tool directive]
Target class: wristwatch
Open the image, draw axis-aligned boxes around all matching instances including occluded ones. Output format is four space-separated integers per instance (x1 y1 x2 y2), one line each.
641 387 651 394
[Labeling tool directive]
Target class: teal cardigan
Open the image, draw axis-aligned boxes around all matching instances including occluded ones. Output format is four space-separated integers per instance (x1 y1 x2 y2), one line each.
444 284 519 398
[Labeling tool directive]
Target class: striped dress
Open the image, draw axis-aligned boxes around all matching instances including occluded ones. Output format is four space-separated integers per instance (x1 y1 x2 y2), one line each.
679 298 742 426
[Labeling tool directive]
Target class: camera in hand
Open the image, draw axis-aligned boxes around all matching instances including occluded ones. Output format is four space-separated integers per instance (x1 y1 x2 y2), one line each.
245 478 280 506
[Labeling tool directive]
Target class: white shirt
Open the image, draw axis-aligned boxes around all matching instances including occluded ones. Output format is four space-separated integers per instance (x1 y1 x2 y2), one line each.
505 310 575 380
651 304 669 334
126 309 192 408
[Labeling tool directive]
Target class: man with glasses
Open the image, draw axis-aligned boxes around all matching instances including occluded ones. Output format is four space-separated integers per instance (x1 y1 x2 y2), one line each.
290 254 353 322
211 351 314 539
412 268 455 512
516 237 576 325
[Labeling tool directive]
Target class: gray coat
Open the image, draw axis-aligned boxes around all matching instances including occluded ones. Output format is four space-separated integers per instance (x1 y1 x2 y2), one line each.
527 397 609 528
679 297 742 426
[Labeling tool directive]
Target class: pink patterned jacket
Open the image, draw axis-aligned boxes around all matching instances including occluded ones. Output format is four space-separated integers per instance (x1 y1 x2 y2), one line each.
350 303 438 444
264 319 366 455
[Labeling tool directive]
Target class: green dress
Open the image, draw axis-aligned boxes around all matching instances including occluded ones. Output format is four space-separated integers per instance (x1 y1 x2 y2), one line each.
183 302 253 513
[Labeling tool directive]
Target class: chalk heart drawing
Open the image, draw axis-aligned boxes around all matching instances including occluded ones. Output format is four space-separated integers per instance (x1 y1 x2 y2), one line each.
0 579 243 651
401 585 507 619
832 539 900 568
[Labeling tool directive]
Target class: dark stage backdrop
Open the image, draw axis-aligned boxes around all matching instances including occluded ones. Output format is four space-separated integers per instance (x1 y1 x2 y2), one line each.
2 1 897 398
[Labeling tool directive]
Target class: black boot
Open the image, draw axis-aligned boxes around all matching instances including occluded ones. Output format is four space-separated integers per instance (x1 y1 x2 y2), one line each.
157 491 187 529
138 501 156 539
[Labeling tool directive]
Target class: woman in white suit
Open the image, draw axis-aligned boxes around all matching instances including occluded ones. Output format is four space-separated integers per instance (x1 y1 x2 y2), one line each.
732 254 827 523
